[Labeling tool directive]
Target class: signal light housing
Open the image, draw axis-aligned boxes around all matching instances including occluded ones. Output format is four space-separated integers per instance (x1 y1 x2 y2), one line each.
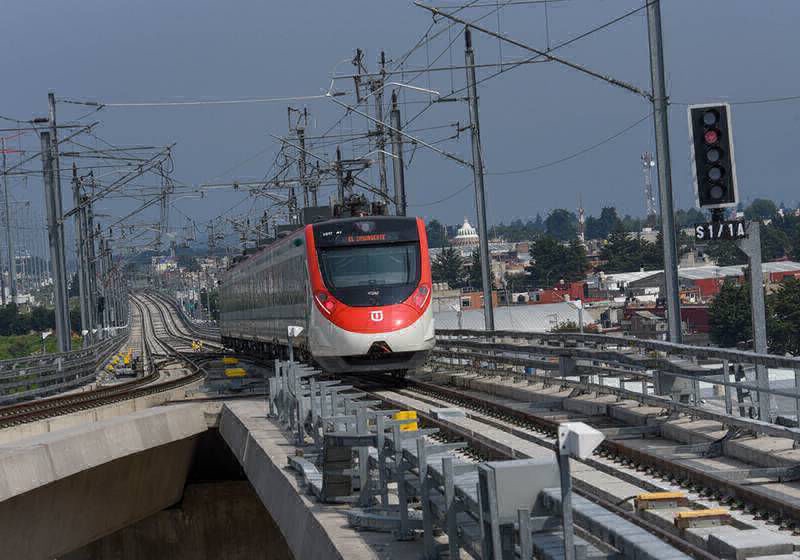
688 103 738 209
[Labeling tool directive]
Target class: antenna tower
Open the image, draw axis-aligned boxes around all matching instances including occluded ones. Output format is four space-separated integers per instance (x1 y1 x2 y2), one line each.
641 152 657 222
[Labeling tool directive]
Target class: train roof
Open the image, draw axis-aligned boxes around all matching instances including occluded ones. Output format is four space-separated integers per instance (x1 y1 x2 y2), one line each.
222 215 421 276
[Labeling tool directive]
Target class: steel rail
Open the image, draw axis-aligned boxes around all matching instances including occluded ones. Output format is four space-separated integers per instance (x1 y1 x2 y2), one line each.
355 381 719 560
404 375 800 530
0 295 212 428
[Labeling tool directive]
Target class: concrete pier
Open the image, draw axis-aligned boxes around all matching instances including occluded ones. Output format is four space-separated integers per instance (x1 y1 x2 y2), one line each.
219 399 423 560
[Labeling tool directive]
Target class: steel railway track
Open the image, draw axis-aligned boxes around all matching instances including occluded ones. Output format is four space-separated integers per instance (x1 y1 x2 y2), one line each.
0 293 219 428
378 375 800 551
326 375 716 560
311 367 800 558
419 359 800 530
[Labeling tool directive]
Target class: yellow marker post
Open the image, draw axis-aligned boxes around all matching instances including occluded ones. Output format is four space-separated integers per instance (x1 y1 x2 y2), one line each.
634 491 688 511
674 508 731 529
393 410 418 432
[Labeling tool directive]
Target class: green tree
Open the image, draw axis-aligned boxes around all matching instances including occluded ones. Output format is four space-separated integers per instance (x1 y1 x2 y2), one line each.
585 207 623 240
620 214 643 232
29 306 54 332
771 213 800 260
744 199 778 221
599 230 663 273
674 208 707 228
760 224 790 261
767 278 800 355
6 338 29 358
703 240 747 266
708 281 752 348
545 209 578 241
467 249 494 290
425 219 448 248
432 246 465 288
527 236 587 288
532 214 545 234
492 218 544 242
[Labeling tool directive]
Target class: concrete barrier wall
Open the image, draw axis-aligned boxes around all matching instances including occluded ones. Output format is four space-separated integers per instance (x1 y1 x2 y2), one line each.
0 404 208 559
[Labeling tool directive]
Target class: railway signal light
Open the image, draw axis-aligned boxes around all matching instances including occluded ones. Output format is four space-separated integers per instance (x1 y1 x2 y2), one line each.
688 103 738 209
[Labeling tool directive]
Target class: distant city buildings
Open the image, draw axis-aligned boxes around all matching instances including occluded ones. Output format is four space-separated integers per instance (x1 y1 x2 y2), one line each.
430 215 800 341
149 254 228 322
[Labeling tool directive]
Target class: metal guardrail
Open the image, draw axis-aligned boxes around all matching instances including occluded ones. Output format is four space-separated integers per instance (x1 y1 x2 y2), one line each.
269 359 695 560
0 328 130 405
437 328 800 370
434 328 800 441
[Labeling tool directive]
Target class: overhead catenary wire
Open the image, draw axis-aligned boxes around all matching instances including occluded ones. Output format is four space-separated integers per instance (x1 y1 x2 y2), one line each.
400 0 653 131
60 92 346 108
415 1 652 99
487 112 652 176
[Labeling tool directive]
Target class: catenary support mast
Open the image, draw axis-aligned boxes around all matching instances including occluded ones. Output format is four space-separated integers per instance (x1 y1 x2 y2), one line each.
465 27 494 331
646 1 682 343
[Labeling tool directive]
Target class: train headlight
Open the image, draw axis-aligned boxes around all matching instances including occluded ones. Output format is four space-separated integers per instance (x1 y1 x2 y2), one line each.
412 284 431 309
315 291 336 314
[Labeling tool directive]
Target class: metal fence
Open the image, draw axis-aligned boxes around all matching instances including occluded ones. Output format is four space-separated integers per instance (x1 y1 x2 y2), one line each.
0 328 130 404
434 328 800 440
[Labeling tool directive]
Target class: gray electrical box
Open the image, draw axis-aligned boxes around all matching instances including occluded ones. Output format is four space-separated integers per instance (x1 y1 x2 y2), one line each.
479 458 560 523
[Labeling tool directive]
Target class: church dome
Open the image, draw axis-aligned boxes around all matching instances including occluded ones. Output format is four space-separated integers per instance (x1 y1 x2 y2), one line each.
453 218 479 246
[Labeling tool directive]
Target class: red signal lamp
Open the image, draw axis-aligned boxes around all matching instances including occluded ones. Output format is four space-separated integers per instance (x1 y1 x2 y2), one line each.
704 129 719 144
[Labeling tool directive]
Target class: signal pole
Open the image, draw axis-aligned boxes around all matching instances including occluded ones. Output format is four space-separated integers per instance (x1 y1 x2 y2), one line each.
87 173 99 338
72 165 89 346
335 146 345 204
737 223 770 420
646 1 682 343
371 51 389 197
465 27 495 331
389 91 407 216
41 131 71 352
2 139 16 303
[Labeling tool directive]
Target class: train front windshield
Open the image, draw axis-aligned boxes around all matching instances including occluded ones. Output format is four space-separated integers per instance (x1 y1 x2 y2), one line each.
318 243 420 306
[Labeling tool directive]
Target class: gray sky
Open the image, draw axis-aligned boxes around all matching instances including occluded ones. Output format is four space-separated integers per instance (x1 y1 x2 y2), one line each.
3 0 799 236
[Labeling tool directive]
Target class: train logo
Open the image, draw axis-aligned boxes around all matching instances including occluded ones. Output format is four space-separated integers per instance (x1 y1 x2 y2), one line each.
370 310 384 322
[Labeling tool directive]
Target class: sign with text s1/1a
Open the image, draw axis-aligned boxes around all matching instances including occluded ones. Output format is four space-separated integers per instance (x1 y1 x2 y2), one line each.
694 220 747 241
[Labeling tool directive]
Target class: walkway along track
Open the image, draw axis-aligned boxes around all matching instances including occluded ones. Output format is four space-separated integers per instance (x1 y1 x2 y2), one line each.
380 374 800 552
424 349 800 531
323 377 711 559
0 294 219 428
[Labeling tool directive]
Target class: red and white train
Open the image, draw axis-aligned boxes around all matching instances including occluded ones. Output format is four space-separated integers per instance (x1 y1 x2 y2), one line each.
218 216 435 374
